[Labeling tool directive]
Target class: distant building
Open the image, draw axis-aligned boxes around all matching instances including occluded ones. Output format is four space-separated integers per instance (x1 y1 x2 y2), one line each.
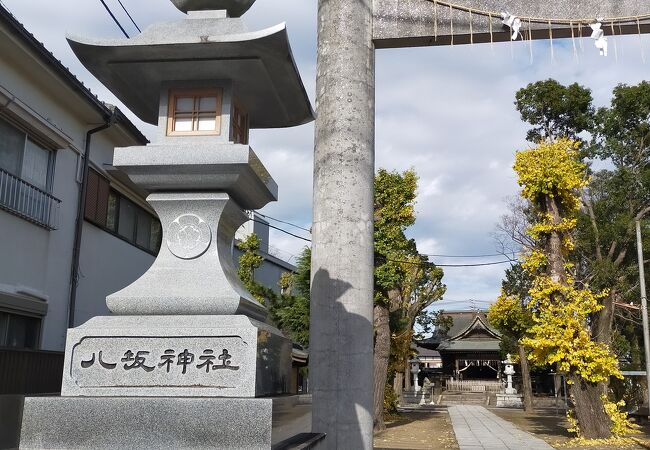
0 4 157 358
234 212 297 294
417 310 502 380
416 345 442 369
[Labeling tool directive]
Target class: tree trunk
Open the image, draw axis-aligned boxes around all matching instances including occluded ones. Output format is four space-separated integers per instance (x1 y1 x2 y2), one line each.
544 196 611 437
393 372 404 404
373 303 391 432
569 375 612 439
518 344 534 413
404 359 412 391
593 292 615 346
592 292 615 396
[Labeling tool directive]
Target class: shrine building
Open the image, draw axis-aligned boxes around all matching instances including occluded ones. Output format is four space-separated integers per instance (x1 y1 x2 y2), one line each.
418 310 502 381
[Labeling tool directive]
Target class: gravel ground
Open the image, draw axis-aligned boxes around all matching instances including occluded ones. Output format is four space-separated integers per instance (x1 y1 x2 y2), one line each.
374 409 460 449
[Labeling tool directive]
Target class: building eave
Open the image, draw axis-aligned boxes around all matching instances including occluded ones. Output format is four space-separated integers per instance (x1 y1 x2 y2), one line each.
0 4 148 145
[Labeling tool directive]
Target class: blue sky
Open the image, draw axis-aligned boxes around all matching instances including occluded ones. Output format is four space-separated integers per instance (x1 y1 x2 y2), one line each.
4 0 650 311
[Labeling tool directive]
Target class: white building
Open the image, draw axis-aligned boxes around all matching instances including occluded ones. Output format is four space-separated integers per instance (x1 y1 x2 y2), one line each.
0 5 158 354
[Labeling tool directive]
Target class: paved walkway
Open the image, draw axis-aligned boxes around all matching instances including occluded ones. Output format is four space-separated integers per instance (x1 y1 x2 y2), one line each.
448 405 555 450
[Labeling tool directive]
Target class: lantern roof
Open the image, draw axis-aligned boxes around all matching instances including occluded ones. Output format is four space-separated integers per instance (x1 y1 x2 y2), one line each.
66 14 314 128
171 0 256 17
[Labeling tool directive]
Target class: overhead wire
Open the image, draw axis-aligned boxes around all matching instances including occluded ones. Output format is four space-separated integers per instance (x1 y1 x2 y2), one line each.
256 215 518 259
98 0 129 38
252 218 514 268
386 258 513 267
256 213 312 233
116 0 141 33
252 219 311 243
423 252 517 258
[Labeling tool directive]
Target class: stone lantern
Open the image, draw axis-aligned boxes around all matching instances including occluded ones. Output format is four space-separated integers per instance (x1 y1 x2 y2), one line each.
409 357 421 392
503 354 517 395
496 353 523 408
18 1 315 448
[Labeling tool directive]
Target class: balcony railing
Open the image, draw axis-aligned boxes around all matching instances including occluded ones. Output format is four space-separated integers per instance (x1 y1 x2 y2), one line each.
0 168 61 230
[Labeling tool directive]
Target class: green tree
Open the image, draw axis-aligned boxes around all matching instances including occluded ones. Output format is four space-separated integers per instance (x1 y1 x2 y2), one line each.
372 168 445 431
515 79 593 143
389 257 445 396
237 233 265 304
576 83 650 394
415 310 453 337
237 235 311 346
271 247 311 347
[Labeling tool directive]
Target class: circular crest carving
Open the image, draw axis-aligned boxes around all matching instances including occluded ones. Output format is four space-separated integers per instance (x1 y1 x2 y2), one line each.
166 214 212 259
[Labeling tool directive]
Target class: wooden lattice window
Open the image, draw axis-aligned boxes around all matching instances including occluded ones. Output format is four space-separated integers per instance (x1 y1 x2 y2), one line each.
84 168 110 226
167 89 222 136
231 104 249 145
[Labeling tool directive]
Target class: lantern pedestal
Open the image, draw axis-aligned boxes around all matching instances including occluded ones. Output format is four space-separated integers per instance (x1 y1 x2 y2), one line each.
19 396 315 449
496 393 524 408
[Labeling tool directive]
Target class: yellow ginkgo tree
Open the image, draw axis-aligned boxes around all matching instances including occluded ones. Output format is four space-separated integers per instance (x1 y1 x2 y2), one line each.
513 138 632 439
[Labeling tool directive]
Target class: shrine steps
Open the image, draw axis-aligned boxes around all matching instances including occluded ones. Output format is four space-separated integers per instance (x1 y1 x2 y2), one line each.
435 391 492 406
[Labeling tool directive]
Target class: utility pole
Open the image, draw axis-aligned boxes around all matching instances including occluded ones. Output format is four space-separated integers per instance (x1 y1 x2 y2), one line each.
635 218 650 417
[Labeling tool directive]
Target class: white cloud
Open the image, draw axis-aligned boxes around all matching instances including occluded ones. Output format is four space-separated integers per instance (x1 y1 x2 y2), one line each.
5 0 650 310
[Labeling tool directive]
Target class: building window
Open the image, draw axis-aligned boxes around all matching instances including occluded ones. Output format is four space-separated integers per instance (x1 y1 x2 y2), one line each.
231 103 249 145
84 168 162 254
0 116 60 229
0 311 40 349
0 116 53 190
167 88 222 136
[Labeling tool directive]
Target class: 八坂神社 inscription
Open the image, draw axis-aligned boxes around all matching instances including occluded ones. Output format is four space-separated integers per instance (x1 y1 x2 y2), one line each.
81 348 240 374
70 336 247 389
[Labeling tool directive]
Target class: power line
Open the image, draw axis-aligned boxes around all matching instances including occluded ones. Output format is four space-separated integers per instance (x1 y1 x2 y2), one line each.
423 252 516 258
388 258 513 268
258 214 521 260
255 219 513 268
257 213 311 233
98 0 129 38
115 0 141 33
252 219 311 242
435 299 494 304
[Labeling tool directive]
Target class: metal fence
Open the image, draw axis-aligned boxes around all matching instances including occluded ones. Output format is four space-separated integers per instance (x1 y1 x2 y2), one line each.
0 168 61 230
0 348 64 395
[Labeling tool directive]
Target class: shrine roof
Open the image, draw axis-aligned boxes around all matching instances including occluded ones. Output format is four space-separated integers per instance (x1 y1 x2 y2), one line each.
436 340 501 353
417 310 501 351
441 310 501 340
67 15 314 128
415 345 440 358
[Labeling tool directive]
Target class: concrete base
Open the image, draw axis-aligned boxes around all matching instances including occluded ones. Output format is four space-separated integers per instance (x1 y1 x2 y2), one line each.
19 395 310 449
401 389 428 405
0 395 24 450
495 393 523 408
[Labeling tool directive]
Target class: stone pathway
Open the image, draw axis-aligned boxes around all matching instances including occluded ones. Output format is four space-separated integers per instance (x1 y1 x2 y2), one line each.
448 405 555 450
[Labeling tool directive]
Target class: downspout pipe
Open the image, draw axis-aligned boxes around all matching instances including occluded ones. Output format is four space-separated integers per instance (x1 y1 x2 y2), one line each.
68 115 116 328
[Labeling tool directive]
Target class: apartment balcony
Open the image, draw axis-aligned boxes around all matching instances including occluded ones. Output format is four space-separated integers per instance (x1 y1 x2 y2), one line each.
0 168 61 230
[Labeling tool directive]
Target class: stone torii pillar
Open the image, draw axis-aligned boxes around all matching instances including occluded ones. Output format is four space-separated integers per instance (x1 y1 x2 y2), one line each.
311 1 650 448
311 0 375 448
